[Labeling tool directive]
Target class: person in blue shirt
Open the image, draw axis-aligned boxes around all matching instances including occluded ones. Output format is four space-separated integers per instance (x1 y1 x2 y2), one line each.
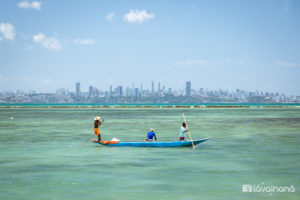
145 128 157 141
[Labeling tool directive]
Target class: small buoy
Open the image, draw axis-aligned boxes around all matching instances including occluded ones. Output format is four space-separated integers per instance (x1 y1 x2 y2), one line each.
11 117 13 120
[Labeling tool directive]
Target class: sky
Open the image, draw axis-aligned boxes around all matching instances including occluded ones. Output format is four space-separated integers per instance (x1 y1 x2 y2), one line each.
0 0 300 95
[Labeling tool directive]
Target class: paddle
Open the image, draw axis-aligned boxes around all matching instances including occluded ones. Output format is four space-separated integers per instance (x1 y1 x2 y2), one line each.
81 134 94 146
183 113 195 149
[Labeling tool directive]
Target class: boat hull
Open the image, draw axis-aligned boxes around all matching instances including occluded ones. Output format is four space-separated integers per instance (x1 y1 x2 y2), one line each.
92 138 208 147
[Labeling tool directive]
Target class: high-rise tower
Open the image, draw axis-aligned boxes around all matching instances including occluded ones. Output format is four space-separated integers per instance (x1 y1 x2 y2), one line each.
186 81 191 97
76 82 80 97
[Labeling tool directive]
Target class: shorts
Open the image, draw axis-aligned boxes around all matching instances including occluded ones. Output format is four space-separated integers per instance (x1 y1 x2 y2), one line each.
94 128 101 135
179 137 185 141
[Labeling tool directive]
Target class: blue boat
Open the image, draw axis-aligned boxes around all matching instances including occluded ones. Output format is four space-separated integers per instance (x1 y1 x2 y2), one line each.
92 138 208 147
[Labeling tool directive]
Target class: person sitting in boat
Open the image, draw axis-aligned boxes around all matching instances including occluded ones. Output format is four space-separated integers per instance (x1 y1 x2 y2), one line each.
179 122 189 141
94 116 104 141
145 128 157 141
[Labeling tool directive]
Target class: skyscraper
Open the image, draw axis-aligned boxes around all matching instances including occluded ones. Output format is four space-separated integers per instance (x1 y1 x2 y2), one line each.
76 82 80 97
116 86 123 96
109 85 112 97
93 88 99 97
158 82 161 95
131 83 134 96
186 81 191 97
140 84 143 96
135 88 139 97
151 81 154 94
89 86 94 97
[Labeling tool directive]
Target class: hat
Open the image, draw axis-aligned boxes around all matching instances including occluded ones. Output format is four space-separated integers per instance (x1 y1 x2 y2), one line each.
149 128 154 131
94 116 101 120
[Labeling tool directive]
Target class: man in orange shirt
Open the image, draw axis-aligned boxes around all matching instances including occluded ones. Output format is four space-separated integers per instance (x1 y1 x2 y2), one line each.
94 116 104 141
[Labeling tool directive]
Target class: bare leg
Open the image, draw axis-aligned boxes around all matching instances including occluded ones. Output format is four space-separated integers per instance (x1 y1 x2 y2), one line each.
98 135 101 141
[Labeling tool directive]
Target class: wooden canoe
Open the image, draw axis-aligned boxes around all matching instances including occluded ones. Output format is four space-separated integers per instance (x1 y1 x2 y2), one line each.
92 138 208 147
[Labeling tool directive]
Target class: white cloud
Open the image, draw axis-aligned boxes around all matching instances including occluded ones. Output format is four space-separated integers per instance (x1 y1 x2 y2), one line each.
276 61 300 67
124 9 154 23
173 60 210 66
105 12 115 21
73 38 96 45
18 1 41 10
43 78 51 84
26 45 33 50
172 59 235 66
33 33 62 51
0 23 16 41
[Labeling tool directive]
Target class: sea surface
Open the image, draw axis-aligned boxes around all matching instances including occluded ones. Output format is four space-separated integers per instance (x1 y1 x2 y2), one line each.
0 107 299 199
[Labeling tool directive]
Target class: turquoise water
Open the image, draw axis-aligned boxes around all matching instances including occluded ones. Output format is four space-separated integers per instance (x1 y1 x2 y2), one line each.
0 108 299 199
1 103 300 107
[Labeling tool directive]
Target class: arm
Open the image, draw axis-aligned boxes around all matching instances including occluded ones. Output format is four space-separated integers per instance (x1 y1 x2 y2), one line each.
99 119 104 126
154 133 157 141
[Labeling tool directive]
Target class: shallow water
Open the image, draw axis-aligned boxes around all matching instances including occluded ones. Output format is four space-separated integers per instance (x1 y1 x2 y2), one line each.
0 108 299 199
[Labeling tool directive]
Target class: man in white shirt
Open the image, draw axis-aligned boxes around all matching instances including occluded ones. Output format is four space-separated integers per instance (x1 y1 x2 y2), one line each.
179 122 189 141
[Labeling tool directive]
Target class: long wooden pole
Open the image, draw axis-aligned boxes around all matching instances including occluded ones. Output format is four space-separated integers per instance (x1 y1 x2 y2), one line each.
183 113 195 149
81 134 94 146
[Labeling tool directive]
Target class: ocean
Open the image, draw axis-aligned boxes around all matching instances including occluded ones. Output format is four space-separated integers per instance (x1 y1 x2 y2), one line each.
0 107 299 199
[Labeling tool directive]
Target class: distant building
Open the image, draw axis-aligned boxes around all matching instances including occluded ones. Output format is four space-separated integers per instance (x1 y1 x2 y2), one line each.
135 88 139 97
89 86 94 97
131 83 134 96
93 88 99 97
76 82 80 97
56 88 66 96
116 86 123 96
109 85 112 97
151 81 155 94
186 81 191 97
125 87 130 96
158 82 161 95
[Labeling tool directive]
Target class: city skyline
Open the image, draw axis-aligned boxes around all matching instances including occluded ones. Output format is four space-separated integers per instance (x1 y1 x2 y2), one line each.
1 80 298 104
0 80 296 98
1 1 300 95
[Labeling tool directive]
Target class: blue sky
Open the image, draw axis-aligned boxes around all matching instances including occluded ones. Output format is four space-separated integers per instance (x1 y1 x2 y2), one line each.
0 0 300 95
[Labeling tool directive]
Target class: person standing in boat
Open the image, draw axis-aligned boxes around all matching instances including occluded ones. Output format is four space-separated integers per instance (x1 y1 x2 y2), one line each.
145 128 157 141
94 116 104 141
179 122 189 141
